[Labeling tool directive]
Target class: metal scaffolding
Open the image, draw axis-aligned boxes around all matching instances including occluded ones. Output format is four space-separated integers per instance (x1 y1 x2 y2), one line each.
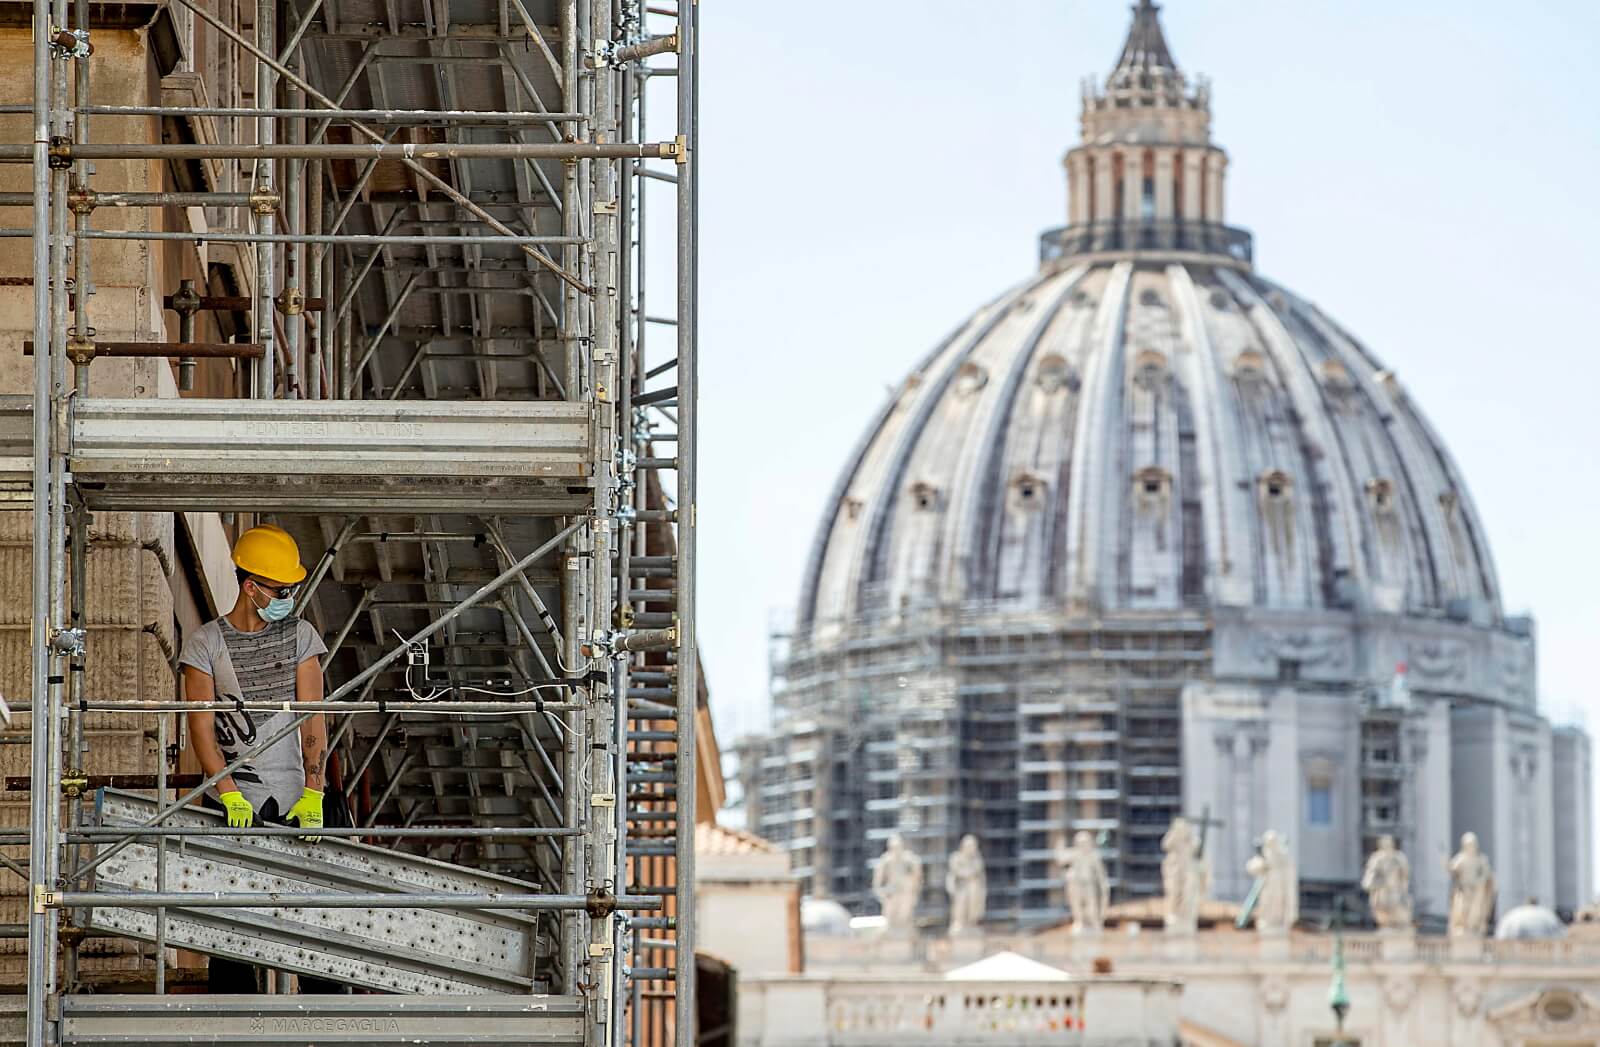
14 1 697 1044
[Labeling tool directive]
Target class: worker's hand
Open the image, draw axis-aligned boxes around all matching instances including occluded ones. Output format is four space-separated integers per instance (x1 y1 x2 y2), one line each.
286 788 324 842
218 790 254 829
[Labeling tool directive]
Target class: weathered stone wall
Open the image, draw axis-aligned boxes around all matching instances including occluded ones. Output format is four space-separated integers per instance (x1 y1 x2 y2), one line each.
0 26 177 984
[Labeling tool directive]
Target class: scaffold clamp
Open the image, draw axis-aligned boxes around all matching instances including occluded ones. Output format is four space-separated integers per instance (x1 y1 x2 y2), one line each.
47 137 72 169
50 627 86 656
50 28 92 60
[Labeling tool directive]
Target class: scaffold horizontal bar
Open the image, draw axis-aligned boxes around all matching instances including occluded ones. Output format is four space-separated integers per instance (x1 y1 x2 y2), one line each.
74 104 587 123
2 141 678 162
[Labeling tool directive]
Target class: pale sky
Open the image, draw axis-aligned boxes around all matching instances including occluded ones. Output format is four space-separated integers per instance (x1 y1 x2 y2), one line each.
688 1 1600 782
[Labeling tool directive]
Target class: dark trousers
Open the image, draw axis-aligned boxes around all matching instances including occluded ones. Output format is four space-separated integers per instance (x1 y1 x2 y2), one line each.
200 792 348 994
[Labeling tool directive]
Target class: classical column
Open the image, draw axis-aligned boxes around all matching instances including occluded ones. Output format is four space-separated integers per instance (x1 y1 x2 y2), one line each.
1122 147 1144 222
1154 148 1176 220
1181 150 1203 222
1093 151 1115 223
1205 151 1227 223
1067 152 1089 225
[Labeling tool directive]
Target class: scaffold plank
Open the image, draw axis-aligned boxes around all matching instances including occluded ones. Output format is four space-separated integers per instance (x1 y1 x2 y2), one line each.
82 790 552 995
0 397 595 512
58 994 585 1046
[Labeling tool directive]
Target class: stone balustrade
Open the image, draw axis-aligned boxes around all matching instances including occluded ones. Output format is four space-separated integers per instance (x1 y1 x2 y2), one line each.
740 975 1181 1047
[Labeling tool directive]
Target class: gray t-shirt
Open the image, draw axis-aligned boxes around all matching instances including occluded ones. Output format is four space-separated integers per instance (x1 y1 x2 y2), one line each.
178 617 327 814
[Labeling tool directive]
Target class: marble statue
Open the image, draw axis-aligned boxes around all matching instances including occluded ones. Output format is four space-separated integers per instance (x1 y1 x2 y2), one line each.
944 834 986 935
1361 835 1413 929
1160 816 1209 934
1448 831 1496 937
1244 830 1298 934
872 833 922 933
1057 830 1109 935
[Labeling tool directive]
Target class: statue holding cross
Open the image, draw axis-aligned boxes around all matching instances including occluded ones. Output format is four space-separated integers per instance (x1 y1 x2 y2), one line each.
1160 814 1213 935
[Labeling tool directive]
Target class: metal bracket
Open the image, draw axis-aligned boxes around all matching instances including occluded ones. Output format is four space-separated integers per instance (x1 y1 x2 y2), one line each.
34 885 57 913
60 769 88 797
276 287 306 316
64 334 96 368
591 792 615 808
588 942 613 957
248 188 278 215
585 889 618 918
671 135 688 165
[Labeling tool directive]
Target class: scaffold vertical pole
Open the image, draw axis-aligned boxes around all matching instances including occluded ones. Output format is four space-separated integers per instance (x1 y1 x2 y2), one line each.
26 3 58 1043
672 1 699 1043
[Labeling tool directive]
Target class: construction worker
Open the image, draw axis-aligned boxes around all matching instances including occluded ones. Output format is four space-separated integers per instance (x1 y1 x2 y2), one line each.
179 523 335 993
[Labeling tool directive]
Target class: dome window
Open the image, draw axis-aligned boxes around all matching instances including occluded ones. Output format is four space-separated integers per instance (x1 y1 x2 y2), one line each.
954 362 988 397
909 482 941 512
1365 478 1396 515
1231 349 1267 380
1138 287 1165 308
1035 353 1078 394
842 496 864 522
1320 359 1353 405
1258 470 1293 502
1131 348 1168 390
1208 289 1231 311
1132 466 1172 502
1011 472 1048 510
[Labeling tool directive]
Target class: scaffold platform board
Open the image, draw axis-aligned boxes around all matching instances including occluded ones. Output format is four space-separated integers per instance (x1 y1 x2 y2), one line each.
57 994 586 1046
0 397 594 513
82 790 552 995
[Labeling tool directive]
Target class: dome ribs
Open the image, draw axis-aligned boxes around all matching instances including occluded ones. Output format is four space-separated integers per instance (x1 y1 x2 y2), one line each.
801 296 1000 634
921 269 1082 611
1119 269 1187 609
1167 264 1253 607
851 282 1032 621
957 268 1089 607
1062 262 1135 611
1262 285 1443 615
1220 268 1366 610
1293 296 1503 622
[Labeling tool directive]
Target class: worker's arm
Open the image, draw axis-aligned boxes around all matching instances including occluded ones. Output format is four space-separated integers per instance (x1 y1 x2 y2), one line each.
296 656 327 791
182 664 238 795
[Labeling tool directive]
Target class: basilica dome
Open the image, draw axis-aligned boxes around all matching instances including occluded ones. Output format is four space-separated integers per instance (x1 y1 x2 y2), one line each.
745 1 1567 929
798 12 1499 642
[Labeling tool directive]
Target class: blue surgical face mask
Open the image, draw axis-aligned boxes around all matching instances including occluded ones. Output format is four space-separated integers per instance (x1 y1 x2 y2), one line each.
259 596 295 622
249 584 296 623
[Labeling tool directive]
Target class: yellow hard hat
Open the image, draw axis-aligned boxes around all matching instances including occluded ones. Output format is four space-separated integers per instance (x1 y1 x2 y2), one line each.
231 524 307 584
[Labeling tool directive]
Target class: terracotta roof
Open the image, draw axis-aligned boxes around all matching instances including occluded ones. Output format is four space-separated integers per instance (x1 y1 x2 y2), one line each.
695 821 779 857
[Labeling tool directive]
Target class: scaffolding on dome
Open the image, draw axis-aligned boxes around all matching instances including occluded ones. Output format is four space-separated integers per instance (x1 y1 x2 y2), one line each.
6 2 699 1045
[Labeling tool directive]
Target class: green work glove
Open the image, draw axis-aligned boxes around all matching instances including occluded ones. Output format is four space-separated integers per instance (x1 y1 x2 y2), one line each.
286 788 324 842
218 790 254 829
